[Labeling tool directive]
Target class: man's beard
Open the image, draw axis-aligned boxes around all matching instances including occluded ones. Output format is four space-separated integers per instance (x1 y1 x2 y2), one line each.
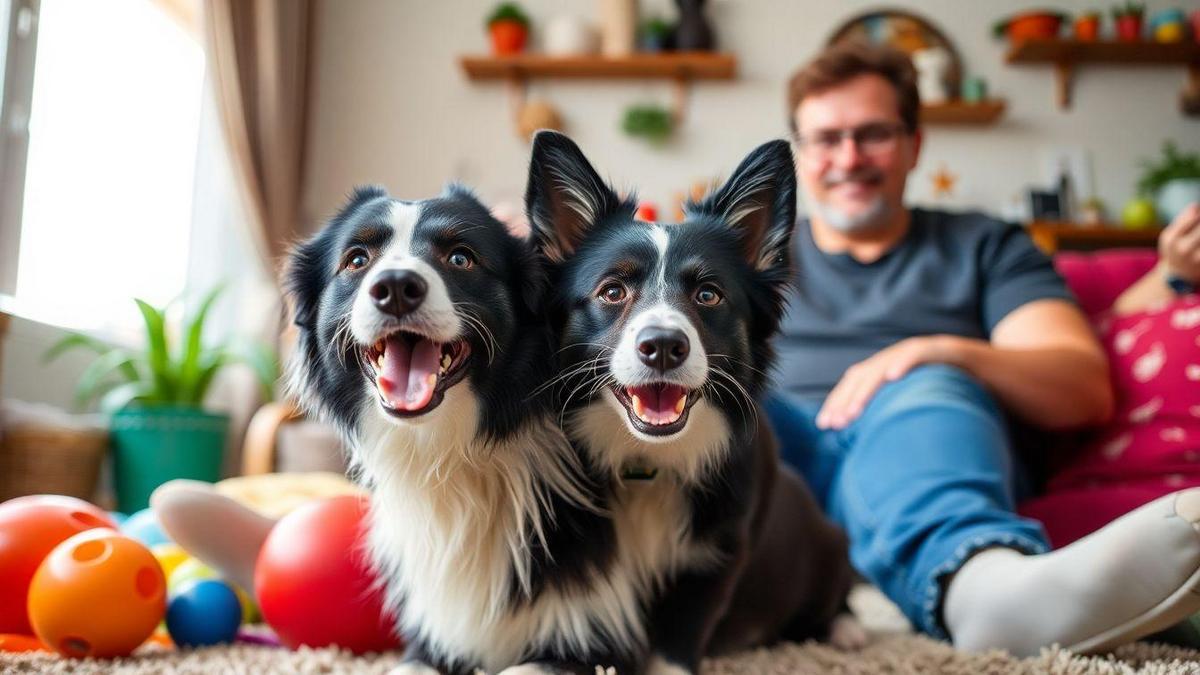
807 167 894 233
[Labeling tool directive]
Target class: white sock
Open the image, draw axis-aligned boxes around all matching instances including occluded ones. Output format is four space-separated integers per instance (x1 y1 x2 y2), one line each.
944 488 1200 657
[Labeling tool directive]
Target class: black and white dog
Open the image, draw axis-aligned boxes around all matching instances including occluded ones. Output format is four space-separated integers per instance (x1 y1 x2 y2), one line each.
527 131 861 673
285 147 858 674
287 185 640 674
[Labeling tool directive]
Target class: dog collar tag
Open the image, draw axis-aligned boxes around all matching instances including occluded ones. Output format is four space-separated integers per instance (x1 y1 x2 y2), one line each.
620 465 658 481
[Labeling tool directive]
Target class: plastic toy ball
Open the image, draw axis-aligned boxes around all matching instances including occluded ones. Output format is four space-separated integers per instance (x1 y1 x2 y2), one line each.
0 633 50 653
255 495 402 653
120 508 171 548
0 495 116 634
165 579 242 648
27 528 166 658
169 558 259 623
151 543 190 581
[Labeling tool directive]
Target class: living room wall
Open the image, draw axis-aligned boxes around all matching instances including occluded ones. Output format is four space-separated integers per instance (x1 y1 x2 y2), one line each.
302 0 1200 232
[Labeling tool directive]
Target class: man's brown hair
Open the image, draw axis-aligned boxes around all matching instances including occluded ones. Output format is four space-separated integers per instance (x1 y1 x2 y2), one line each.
785 41 920 134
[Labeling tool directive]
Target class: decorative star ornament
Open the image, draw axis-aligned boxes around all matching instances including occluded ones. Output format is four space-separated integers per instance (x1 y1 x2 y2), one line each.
931 164 957 199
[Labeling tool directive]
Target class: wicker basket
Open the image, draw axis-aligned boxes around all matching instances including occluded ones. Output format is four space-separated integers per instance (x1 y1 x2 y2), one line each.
0 403 108 502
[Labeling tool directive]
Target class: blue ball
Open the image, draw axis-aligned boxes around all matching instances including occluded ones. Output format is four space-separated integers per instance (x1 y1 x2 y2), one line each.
120 508 170 547
166 579 243 647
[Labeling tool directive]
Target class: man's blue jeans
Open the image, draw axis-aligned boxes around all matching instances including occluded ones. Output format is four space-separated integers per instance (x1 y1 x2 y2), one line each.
764 364 1050 639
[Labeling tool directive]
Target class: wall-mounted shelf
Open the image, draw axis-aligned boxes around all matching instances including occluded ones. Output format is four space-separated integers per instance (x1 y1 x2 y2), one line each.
920 100 1006 125
459 53 738 135
460 52 737 80
1026 221 1162 254
1004 38 1200 112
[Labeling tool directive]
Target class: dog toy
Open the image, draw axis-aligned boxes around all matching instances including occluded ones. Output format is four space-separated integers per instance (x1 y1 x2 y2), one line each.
152 476 398 653
166 578 242 647
168 557 258 623
0 495 116 634
255 494 401 653
27 528 166 657
0 633 50 653
119 508 171 548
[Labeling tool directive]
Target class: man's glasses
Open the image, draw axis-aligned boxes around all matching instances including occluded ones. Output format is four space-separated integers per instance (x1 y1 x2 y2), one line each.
793 122 910 158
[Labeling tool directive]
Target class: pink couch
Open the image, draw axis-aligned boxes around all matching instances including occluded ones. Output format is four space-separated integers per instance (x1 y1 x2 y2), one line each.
1019 249 1200 547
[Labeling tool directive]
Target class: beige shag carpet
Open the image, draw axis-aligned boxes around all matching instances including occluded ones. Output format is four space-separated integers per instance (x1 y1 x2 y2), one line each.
5 587 1200 674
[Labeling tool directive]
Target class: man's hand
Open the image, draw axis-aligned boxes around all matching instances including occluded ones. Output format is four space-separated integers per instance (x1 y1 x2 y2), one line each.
1160 202 1200 284
816 335 965 429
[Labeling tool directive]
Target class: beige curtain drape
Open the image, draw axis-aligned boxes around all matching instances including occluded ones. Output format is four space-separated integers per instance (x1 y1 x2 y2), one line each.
202 0 314 274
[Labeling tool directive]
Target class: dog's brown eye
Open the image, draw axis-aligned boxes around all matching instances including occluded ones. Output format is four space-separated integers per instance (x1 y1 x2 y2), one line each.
344 249 370 271
598 282 627 304
695 284 723 306
447 248 475 269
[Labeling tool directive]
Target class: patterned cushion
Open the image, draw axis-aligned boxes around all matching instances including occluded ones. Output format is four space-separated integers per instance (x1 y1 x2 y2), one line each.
1020 295 1200 547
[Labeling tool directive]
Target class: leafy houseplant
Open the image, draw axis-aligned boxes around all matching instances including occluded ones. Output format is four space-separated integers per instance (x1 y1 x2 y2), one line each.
46 287 277 512
486 2 530 55
621 104 674 144
639 17 673 52
1137 141 1200 224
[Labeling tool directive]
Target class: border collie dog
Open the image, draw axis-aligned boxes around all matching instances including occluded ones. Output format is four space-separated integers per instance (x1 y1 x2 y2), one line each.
286 156 856 674
288 185 664 674
526 131 860 673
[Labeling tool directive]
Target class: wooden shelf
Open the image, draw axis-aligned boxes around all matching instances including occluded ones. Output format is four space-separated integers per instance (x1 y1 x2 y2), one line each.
459 52 739 136
1026 221 1162 254
460 52 737 81
1004 38 1200 111
1006 39 1200 65
919 100 1006 125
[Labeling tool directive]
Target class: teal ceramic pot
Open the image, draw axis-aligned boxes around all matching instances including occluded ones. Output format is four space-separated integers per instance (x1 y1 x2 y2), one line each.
110 407 228 513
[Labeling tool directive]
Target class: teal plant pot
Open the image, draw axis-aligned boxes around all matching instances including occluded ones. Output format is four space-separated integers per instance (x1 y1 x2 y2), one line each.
110 407 228 513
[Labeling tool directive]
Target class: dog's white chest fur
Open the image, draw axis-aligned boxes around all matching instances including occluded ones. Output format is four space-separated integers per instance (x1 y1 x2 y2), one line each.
356 389 661 672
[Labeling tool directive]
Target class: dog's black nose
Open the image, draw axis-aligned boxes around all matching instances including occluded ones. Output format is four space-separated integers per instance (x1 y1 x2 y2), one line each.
636 327 690 372
369 269 427 317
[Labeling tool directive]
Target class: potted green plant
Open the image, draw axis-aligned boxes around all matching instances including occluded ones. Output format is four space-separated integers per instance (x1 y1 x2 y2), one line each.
639 17 673 52
486 2 530 56
1137 141 1200 224
1112 2 1145 41
621 104 674 144
45 286 277 513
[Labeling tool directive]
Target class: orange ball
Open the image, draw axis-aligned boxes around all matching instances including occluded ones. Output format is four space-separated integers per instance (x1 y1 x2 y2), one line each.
0 633 50 653
28 529 166 658
0 495 116 634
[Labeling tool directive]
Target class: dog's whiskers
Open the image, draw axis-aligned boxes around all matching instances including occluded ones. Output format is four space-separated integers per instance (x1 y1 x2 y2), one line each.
453 302 499 364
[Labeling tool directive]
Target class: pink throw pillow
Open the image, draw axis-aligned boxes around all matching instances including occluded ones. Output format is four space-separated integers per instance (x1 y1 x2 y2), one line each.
1020 295 1200 547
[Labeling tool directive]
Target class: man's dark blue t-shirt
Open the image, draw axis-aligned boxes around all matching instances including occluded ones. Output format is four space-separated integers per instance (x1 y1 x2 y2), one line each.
774 208 1075 402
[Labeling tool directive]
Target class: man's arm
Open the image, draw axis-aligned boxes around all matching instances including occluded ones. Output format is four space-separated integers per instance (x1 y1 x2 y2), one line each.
1112 203 1200 316
816 299 1113 431
947 298 1114 429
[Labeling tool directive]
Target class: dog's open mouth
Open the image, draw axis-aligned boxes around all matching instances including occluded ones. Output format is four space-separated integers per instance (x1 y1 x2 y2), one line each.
364 331 471 417
612 383 698 436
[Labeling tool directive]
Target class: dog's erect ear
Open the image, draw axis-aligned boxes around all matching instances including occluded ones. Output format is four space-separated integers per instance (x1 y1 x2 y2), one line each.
286 185 388 328
688 140 796 274
525 131 624 263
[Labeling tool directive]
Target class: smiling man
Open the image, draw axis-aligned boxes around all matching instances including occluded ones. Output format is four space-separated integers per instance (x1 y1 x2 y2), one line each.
767 41 1200 656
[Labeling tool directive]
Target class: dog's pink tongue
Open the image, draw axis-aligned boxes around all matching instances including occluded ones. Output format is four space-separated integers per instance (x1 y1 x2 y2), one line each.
405 339 440 410
378 337 441 411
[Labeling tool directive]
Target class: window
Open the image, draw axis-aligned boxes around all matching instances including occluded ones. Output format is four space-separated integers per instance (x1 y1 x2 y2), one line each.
0 0 205 339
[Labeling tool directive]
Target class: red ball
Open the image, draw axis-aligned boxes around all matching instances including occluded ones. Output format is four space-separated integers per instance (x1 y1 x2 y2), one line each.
0 496 116 634
254 495 400 653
